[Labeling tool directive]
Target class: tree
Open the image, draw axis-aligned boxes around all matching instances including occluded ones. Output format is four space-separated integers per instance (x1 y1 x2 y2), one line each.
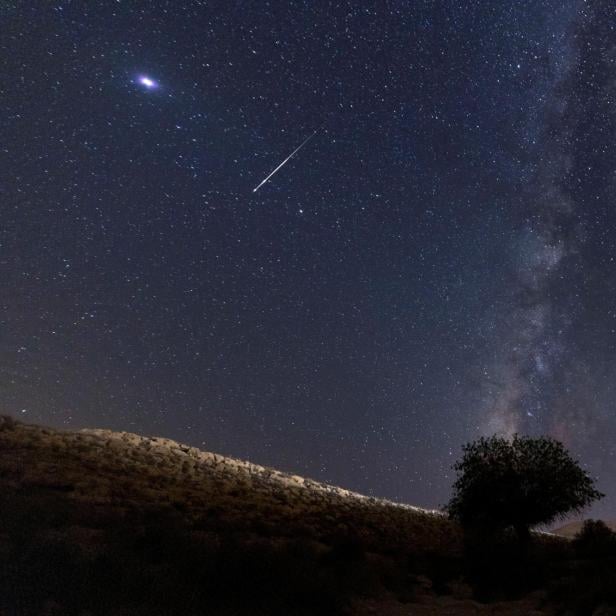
446 435 603 543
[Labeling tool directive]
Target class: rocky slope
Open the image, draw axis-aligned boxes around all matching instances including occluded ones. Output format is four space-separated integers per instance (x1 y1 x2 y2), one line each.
0 415 456 555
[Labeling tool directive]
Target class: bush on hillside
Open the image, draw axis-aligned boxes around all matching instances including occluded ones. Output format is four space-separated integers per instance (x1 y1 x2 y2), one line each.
572 519 616 559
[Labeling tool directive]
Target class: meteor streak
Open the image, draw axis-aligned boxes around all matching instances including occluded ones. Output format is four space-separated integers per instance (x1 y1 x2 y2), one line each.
253 129 319 193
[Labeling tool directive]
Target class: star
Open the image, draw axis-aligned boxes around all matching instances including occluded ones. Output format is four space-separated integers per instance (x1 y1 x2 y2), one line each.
137 75 158 89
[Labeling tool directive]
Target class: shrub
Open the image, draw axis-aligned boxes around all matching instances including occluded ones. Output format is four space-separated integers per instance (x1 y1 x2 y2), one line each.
572 519 616 559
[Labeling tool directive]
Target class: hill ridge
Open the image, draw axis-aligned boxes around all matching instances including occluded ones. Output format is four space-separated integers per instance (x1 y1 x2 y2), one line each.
0 415 453 555
1 414 436 513
77 423 437 514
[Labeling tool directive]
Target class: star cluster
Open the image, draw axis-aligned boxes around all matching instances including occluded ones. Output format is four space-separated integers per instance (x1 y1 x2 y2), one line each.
2 1 616 516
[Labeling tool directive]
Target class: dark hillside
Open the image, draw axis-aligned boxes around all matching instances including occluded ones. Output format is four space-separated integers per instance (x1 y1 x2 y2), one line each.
0 417 568 615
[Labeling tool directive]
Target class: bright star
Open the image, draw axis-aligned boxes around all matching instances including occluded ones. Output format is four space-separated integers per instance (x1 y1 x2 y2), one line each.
137 75 158 89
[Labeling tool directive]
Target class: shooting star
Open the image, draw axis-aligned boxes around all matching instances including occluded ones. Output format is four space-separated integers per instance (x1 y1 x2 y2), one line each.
253 129 319 193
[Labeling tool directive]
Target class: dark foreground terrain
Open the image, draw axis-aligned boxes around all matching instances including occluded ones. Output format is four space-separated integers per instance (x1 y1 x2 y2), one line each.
0 416 614 615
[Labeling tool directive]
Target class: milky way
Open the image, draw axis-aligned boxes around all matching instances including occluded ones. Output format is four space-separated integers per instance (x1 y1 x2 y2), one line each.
481 2 616 474
480 3 583 438
2 1 616 517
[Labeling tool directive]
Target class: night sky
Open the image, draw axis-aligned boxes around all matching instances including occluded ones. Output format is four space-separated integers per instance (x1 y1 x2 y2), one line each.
3 1 616 517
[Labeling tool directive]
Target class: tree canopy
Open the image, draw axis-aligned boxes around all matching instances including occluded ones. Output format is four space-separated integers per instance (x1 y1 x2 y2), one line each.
446 435 603 539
